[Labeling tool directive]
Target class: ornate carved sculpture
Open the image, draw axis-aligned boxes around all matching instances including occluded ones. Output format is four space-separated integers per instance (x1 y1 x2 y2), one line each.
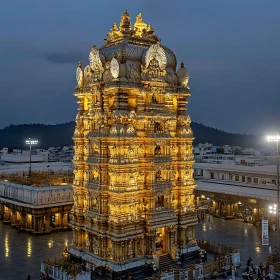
145 42 167 70
89 45 104 72
70 11 196 276
76 61 84 89
110 56 120 79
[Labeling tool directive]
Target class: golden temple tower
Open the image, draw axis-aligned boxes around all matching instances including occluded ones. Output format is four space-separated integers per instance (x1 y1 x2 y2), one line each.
70 11 197 277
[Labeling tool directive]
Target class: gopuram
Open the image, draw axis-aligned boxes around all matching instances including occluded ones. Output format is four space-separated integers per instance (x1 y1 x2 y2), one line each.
70 10 198 278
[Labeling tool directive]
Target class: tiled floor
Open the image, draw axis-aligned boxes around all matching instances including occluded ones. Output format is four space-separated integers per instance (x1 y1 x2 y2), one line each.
0 216 276 280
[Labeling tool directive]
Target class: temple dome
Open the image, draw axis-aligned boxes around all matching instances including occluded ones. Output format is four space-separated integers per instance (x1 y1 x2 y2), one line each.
99 41 177 71
78 11 189 88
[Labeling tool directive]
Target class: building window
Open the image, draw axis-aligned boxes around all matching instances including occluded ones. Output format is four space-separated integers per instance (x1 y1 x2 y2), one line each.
221 174 225 180
229 173 233 180
210 172 214 179
247 177 251 183
272 180 276 185
253 178 258 184
242 176 245 182
235 176 239 182
261 180 266 185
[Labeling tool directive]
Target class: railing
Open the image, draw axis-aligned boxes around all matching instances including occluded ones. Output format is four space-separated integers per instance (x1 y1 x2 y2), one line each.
41 259 91 280
146 239 240 280
197 240 237 255
0 171 73 187
145 254 239 280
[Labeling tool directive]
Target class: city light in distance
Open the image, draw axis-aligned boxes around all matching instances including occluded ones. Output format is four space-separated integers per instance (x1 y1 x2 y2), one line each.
26 139 38 145
267 135 280 142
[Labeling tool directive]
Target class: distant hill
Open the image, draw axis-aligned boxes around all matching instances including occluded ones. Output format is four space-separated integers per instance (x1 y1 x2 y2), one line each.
0 121 261 149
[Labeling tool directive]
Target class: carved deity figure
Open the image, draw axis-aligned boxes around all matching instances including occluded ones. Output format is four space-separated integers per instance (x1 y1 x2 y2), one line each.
154 145 161 155
89 46 104 72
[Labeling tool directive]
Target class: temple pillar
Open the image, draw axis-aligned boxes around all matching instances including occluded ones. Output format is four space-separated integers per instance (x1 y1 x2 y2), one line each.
148 234 156 255
33 216 39 231
73 229 77 246
178 227 186 246
11 211 17 226
253 208 260 223
226 204 233 217
4 207 11 222
234 203 239 213
63 213 68 227
196 197 200 208
218 202 223 216
102 237 107 258
26 214 31 229
44 215 51 232
59 213 63 227
185 226 194 242
164 228 169 253
39 216 44 232
21 213 27 228
212 201 217 214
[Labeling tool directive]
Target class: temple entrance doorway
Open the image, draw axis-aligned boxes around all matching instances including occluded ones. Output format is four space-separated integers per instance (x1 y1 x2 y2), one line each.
155 227 166 254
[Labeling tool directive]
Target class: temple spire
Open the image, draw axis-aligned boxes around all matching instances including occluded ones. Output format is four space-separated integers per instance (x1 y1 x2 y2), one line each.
134 12 147 36
120 9 131 32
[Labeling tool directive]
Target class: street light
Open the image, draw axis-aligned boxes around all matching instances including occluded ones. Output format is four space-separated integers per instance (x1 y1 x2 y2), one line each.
25 138 38 176
269 205 277 215
267 133 280 252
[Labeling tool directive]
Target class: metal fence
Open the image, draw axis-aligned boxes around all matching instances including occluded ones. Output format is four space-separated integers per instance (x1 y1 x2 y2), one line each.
146 255 234 280
41 259 91 280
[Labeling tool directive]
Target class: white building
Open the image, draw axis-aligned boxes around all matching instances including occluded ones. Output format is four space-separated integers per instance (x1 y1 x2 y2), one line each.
0 180 73 234
194 154 279 224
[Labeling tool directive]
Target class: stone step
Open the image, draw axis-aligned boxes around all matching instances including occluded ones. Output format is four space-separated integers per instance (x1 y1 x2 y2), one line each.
159 254 177 272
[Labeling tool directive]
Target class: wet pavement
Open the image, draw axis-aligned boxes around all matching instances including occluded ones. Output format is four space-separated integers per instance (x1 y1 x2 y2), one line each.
0 223 72 280
196 216 275 268
0 216 277 280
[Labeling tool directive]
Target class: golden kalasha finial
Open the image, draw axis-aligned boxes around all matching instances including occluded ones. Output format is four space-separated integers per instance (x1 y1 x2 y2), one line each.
134 12 147 36
78 61 82 68
120 10 131 32
136 13 143 23
111 22 118 32
147 24 154 36
107 23 120 39
181 61 185 68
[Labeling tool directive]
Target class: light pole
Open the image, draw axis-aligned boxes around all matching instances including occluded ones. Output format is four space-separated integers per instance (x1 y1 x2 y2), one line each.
25 138 38 177
267 133 280 255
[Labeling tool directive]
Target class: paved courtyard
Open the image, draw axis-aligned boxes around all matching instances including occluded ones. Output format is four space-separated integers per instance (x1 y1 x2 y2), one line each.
196 216 275 267
0 223 72 280
0 217 277 279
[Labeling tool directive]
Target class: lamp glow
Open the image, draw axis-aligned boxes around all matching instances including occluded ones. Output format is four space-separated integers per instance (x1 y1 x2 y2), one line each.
25 138 38 176
267 135 280 142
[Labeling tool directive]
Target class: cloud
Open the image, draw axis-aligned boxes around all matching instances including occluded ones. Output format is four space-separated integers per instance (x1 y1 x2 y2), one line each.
44 51 83 64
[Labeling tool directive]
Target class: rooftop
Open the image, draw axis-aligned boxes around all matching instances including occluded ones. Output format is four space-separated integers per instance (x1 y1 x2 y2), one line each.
196 179 277 201
194 162 278 176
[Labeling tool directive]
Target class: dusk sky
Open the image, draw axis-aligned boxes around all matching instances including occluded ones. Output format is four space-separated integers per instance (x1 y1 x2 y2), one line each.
1 1 280 134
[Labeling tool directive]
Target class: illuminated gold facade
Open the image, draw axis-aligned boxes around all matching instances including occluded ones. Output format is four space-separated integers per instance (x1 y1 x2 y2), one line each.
70 11 197 273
